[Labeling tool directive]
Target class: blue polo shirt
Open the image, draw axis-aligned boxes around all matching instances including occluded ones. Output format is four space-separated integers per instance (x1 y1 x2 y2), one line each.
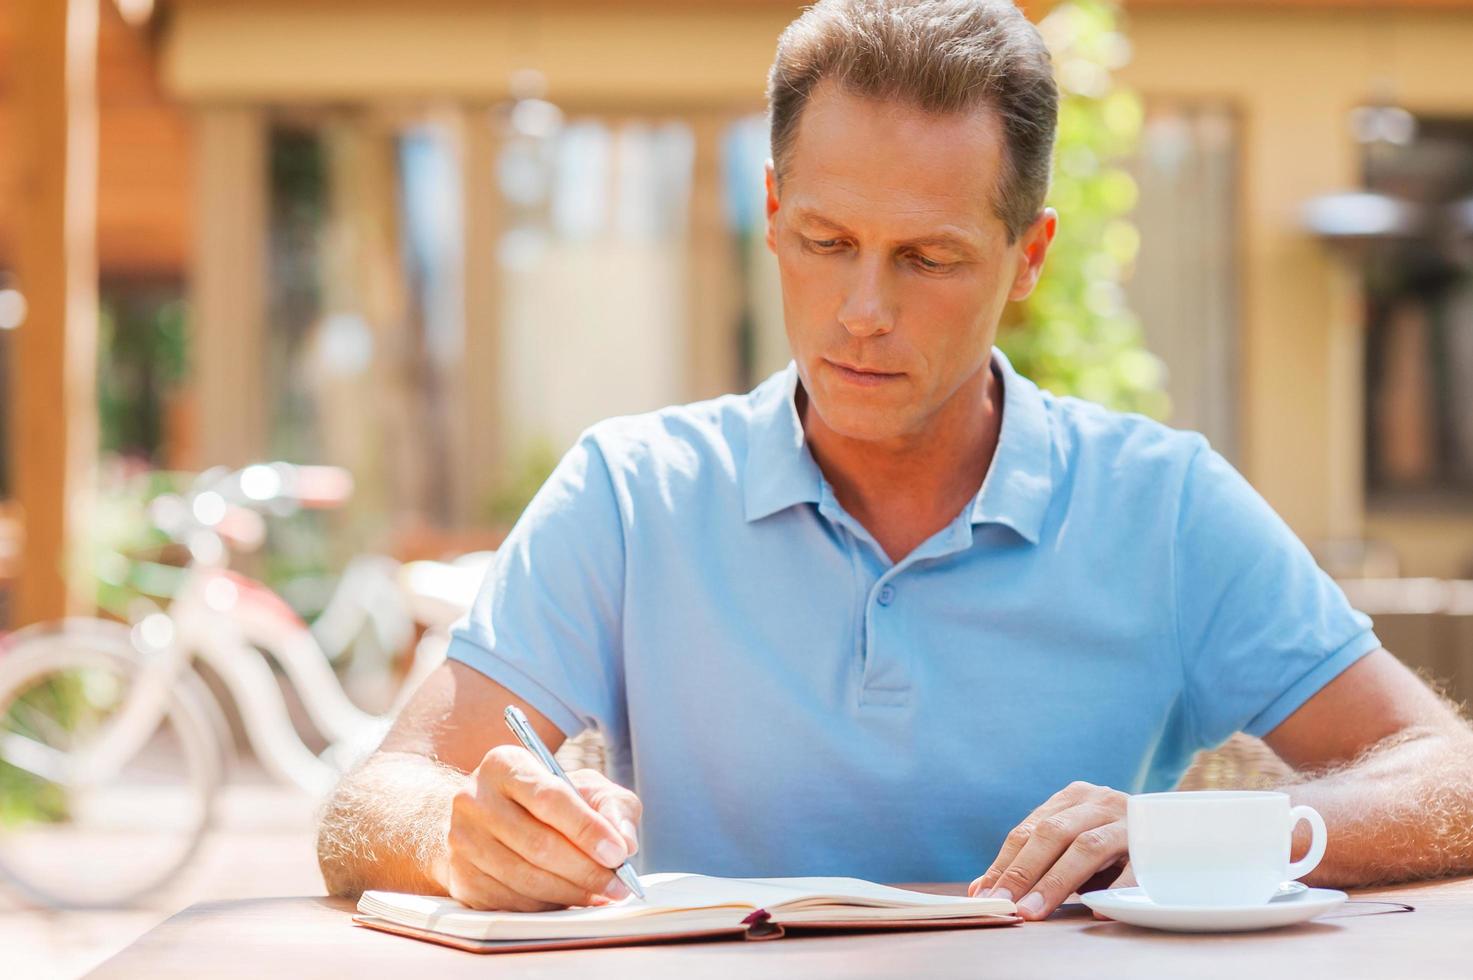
446 348 1379 883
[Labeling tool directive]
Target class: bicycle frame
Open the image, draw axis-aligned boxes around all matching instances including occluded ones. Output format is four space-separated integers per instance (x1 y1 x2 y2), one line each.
50 561 388 799
3 462 469 802
0 617 229 793
171 564 385 795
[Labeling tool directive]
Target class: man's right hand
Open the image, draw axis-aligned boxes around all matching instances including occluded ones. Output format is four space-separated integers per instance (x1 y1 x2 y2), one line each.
440 744 643 912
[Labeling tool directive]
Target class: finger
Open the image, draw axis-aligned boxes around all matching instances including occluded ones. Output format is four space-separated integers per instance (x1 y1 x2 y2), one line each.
968 792 1093 898
493 749 630 869
1076 857 1129 897
986 803 1120 910
1013 820 1128 921
569 769 642 856
443 850 563 913
475 788 632 901
453 813 619 908
968 796 1078 897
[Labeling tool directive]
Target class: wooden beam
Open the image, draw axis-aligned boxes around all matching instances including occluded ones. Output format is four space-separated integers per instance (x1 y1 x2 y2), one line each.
455 107 506 525
10 0 100 624
190 107 268 469
159 2 791 106
686 112 744 401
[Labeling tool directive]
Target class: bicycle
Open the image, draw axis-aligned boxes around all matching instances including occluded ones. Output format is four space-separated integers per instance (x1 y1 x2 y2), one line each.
0 463 493 908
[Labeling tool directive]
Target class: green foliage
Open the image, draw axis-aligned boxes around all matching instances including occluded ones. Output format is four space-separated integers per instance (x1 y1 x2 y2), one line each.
0 674 89 827
0 762 68 826
998 0 1169 420
87 465 190 618
483 440 561 528
97 288 189 461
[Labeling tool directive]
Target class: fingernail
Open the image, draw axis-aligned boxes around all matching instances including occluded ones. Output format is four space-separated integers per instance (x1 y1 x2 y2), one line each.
619 819 639 851
985 887 1013 902
604 877 631 900
1018 892 1046 918
595 840 627 867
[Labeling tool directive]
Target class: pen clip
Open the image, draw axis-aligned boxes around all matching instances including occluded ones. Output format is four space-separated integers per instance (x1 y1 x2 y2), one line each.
503 705 569 779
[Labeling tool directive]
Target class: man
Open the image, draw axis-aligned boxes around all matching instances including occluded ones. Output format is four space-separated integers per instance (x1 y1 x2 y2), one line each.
318 0 1473 922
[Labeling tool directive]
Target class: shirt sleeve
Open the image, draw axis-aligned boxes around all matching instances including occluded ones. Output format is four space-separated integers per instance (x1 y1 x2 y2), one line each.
1174 441 1381 748
445 429 627 741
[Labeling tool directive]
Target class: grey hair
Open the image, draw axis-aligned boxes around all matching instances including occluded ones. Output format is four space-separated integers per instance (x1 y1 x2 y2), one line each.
766 0 1058 243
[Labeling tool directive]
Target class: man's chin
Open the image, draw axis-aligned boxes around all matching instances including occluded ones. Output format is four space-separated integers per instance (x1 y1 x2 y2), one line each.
806 398 914 445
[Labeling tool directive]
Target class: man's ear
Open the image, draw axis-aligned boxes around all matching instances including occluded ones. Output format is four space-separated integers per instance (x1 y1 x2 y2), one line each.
764 160 780 255
1007 207 1058 303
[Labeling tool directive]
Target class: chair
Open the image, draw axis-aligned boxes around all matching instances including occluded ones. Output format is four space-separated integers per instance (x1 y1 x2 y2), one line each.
552 728 610 774
1174 733 1294 790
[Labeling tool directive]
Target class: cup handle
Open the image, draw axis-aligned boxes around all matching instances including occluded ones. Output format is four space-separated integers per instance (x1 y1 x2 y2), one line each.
1286 804 1327 880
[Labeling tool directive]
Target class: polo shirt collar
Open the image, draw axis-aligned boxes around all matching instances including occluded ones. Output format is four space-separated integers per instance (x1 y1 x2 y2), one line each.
742 361 823 522
742 348 1054 544
969 347 1053 545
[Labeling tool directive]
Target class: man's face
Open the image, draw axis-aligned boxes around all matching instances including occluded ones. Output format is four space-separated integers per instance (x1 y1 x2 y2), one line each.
765 80 1056 444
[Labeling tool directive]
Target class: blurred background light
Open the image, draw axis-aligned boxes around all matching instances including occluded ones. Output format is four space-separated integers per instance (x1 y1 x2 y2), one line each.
0 288 26 331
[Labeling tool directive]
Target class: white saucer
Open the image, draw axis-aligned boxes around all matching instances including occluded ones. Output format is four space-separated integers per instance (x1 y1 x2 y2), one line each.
1079 884 1348 932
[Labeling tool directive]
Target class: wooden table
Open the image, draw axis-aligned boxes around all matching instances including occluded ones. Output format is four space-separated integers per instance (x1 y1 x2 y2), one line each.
88 877 1473 979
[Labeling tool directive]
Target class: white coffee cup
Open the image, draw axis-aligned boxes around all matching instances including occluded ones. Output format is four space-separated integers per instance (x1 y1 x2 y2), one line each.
1126 790 1327 907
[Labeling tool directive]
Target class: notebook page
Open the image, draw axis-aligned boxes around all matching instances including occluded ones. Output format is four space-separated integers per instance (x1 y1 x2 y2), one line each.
633 872 853 909
358 875 1012 940
636 874 1013 915
358 888 752 942
736 876 1012 910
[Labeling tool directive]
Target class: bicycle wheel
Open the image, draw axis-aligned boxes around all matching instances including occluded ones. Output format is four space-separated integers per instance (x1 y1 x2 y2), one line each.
0 620 224 908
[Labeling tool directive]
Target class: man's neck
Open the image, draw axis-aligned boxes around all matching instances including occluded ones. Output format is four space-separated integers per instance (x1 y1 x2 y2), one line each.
798 361 1003 563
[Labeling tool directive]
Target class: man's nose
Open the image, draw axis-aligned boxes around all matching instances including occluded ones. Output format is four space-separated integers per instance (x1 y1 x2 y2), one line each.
837 256 894 338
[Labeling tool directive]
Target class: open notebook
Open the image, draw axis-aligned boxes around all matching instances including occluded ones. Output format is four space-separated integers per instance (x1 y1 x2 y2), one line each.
354 872 1019 953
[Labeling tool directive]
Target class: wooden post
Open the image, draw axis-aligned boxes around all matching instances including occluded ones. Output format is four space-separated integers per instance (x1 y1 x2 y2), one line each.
685 112 743 401
456 106 505 525
10 0 100 624
191 107 268 469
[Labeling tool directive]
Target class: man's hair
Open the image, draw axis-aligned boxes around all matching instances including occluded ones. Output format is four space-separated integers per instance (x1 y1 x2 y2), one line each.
766 0 1058 243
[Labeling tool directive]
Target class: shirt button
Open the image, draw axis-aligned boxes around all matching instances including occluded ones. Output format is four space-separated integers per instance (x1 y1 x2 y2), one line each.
878 585 895 606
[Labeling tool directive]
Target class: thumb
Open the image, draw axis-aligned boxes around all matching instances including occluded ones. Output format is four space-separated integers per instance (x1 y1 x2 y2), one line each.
569 769 642 856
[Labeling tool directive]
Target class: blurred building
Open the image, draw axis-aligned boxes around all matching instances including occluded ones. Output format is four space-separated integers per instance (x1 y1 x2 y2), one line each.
1119 0 1473 581
4 0 1473 622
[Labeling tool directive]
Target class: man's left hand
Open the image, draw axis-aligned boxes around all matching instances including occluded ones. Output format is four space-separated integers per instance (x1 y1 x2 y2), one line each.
968 781 1135 921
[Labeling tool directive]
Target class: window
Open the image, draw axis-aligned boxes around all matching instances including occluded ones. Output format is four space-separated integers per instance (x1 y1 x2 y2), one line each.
1362 117 1473 506
1125 103 1241 461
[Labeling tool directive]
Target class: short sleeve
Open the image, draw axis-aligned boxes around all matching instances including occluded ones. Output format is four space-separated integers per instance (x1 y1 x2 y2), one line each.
1174 443 1380 748
445 430 626 741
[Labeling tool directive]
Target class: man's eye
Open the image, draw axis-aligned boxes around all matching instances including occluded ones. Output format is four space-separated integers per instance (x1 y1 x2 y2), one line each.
912 253 949 272
805 238 841 251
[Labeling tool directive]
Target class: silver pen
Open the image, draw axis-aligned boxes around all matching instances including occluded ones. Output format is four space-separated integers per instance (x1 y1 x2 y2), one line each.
502 704 646 901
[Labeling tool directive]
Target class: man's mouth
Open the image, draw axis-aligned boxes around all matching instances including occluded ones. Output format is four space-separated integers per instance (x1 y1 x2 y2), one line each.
826 359 903 384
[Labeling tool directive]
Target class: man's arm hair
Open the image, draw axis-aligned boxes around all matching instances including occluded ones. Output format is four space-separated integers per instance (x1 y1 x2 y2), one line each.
315 660 568 898
316 751 463 898
1265 649 1473 887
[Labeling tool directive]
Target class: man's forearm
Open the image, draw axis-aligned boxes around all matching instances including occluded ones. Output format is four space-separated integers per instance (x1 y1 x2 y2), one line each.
317 751 467 898
1282 725 1473 888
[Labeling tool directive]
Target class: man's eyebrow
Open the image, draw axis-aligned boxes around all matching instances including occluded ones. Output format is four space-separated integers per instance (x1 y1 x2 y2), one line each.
792 209 980 255
793 210 853 233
